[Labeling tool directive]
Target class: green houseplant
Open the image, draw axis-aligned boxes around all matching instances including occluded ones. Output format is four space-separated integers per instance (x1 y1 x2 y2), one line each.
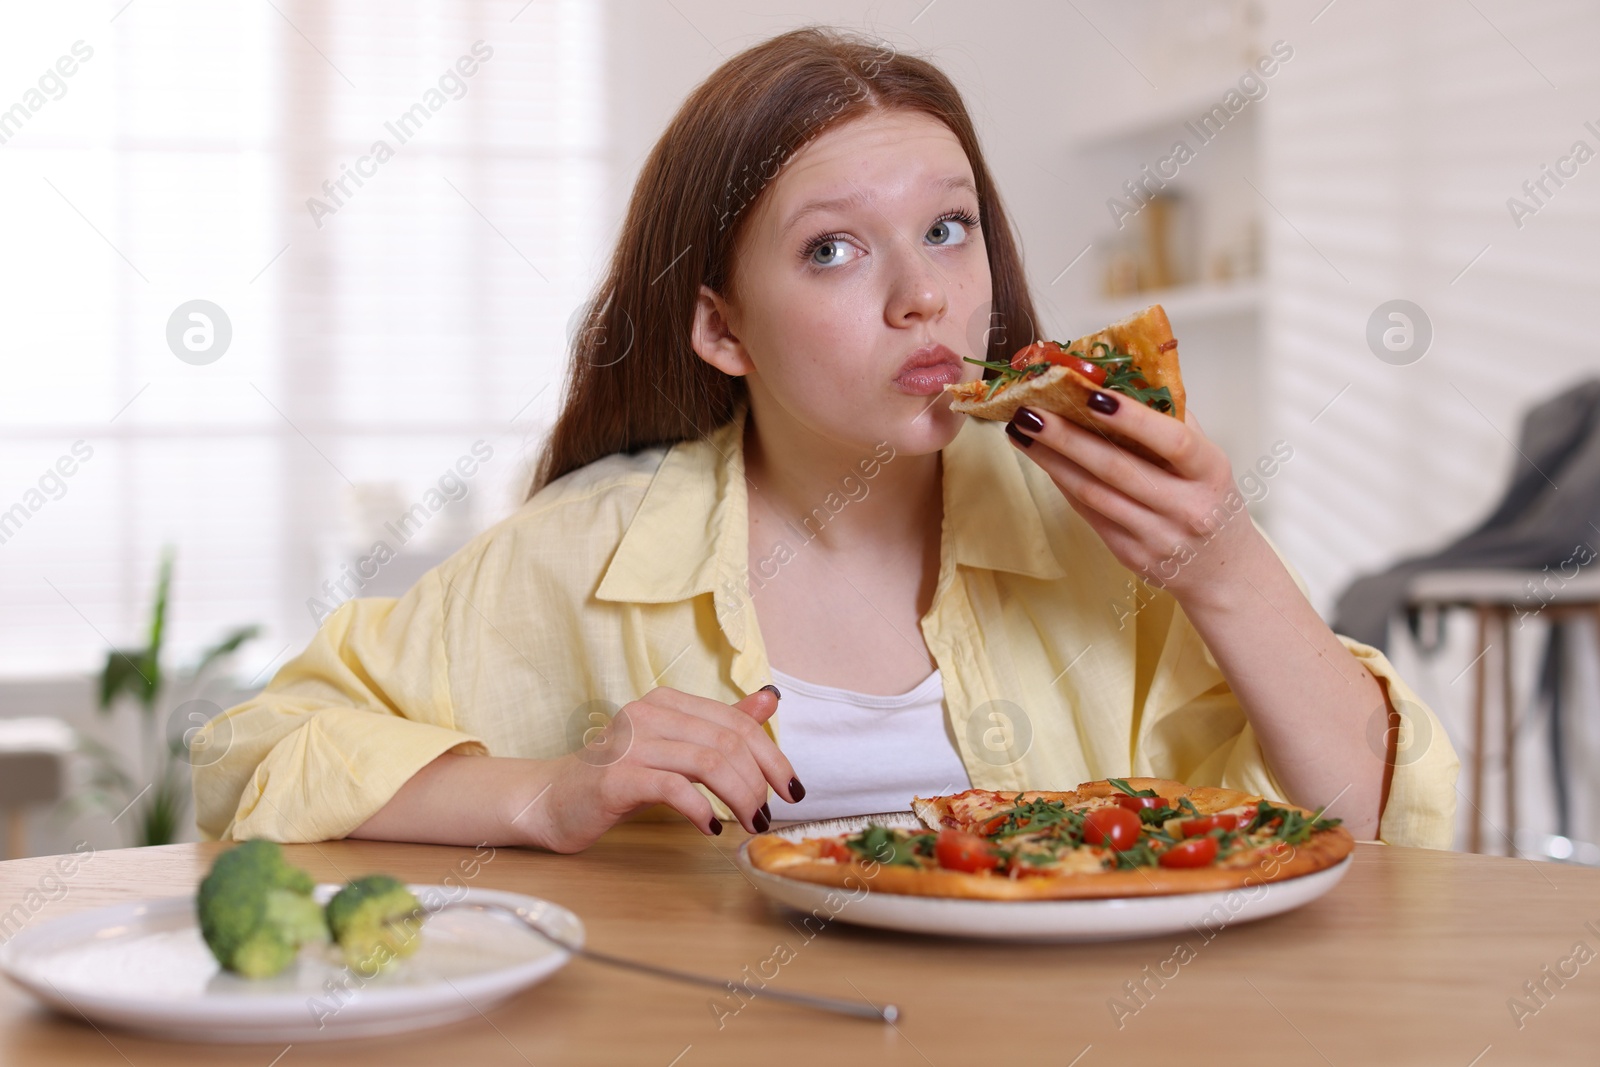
82 546 260 846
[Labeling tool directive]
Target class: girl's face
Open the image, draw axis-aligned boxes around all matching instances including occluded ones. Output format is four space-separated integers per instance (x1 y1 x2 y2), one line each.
695 109 993 459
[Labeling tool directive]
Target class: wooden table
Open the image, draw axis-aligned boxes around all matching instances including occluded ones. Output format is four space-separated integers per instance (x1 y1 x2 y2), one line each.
3 824 1599 1063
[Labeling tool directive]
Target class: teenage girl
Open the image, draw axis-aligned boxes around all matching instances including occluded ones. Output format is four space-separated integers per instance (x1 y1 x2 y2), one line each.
195 28 1456 852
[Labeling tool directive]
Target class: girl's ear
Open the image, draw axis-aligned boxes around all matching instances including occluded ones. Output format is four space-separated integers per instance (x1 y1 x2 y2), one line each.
691 284 755 377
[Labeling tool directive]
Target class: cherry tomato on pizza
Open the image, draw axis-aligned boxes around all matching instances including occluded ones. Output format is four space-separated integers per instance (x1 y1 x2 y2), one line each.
1082 806 1142 851
1114 794 1172 813
1179 813 1251 837
1159 836 1220 868
818 839 852 862
1008 340 1108 387
935 829 1001 873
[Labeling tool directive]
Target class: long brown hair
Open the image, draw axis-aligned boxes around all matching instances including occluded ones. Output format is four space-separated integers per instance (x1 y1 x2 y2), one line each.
529 25 1040 497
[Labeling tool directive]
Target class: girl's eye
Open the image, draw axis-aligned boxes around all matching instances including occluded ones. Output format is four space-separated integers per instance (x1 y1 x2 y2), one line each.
927 211 979 246
806 237 859 268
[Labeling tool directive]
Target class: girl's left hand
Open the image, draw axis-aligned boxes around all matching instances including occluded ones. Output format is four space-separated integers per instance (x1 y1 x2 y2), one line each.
1002 393 1264 604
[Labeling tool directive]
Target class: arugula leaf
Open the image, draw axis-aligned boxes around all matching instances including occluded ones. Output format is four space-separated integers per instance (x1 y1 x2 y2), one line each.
1200 824 1252 860
1248 800 1344 846
1138 802 1185 824
1108 777 1158 798
1063 340 1175 413
987 799 1086 850
1111 841 1161 869
962 356 1052 400
846 824 926 867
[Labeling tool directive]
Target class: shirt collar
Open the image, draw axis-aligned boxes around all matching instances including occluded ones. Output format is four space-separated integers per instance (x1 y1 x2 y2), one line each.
594 400 1066 610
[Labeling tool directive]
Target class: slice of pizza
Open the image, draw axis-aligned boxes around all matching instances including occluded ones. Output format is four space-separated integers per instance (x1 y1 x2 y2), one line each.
944 304 1185 464
910 778 1257 836
745 777 1354 901
909 786 1083 834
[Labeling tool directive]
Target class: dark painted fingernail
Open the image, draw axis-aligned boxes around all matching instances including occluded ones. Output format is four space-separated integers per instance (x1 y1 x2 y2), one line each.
1004 421 1034 448
753 809 770 833
788 776 806 802
1088 391 1119 415
759 683 781 700
709 817 722 835
760 802 771 822
1013 406 1044 433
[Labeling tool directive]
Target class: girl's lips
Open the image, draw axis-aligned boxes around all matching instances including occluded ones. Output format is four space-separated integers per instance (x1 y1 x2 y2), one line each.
894 362 964 395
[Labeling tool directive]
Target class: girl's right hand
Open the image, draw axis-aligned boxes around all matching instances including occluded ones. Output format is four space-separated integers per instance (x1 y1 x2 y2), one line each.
527 686 802 853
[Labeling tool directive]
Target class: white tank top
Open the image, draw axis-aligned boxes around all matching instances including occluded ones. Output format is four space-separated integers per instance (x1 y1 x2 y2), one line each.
765 665 973 823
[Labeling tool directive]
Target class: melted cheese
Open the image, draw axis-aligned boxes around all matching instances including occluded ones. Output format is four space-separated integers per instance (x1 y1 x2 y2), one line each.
936 789 1024 828
1010 844 1107 875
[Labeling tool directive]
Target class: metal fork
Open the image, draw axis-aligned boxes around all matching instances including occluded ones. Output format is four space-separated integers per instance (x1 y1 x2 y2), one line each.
426 900 900 1023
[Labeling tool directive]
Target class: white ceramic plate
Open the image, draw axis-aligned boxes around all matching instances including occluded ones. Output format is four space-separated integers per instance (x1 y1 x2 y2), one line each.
0 883 581 1043
737 812 1353 943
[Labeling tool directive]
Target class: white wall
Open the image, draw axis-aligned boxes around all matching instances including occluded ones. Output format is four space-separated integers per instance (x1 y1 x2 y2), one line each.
1257 0 1600 850
1258 0 1600 612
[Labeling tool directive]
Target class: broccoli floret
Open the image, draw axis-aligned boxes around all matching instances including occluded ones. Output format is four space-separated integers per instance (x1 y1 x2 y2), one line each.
325 875 425 975
197 839 328 978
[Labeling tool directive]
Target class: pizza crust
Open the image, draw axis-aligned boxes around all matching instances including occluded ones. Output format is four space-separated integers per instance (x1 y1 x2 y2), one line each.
944 304 1184 465
746 779 1355 901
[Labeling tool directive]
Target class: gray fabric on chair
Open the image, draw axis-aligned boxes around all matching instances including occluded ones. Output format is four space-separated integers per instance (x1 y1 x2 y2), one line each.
1332 378 1600 650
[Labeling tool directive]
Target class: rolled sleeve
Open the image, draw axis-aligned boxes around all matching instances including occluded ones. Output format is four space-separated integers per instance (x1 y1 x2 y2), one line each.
226 709 482 842
193 568 487 843
1339 634 1460 849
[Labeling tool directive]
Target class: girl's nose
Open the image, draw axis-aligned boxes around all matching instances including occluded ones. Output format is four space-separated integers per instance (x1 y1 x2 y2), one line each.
886 244 948 324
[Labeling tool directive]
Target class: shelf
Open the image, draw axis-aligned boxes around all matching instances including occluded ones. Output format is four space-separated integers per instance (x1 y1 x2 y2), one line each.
1077 280 1261 328
1069 81 1259 150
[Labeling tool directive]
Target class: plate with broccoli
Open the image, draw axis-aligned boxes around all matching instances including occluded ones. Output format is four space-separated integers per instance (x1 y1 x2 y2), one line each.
0 840 582 1043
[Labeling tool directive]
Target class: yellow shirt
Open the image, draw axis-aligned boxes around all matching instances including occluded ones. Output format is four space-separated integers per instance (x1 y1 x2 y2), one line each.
194 402 1459 848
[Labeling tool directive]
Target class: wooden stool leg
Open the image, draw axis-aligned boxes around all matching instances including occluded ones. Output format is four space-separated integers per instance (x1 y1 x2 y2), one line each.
5 808 24 861
1470 605 1489 854
1502 609 1516 857
1593 607 1600 670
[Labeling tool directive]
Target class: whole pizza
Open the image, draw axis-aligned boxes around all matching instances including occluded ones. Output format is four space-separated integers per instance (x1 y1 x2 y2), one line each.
744 777 1355 900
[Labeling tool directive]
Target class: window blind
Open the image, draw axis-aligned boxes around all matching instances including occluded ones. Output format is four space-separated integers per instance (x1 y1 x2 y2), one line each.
0 0 605 678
